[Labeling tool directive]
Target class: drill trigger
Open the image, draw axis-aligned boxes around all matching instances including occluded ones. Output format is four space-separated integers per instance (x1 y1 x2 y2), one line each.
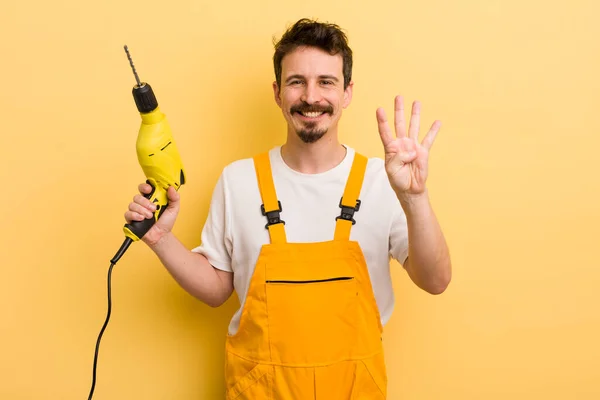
144 179 156 200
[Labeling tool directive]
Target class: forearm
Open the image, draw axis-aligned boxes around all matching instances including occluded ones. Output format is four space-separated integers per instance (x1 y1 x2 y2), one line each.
399 190 452 294
148 232 233 307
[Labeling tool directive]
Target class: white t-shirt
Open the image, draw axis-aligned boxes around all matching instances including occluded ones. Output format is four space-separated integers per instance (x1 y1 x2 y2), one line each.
192 145 409 336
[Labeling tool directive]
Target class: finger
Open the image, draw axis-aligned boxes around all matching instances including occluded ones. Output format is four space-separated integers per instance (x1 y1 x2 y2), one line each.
408 100 421 141
376 107 394 147
134 194 157 211
394 95 406 138
129 202 155 219
124 210 147 223
422 120 442 150
166 186 180 204
138 182 153 194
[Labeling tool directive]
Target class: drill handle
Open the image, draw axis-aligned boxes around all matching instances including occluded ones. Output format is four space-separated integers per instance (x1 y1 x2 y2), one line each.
123 180 168 241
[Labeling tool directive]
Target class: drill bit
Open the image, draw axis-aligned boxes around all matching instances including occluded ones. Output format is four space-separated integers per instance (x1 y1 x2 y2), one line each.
124 45 142 87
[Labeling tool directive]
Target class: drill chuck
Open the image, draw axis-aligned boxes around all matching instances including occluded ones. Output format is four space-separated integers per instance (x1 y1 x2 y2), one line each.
133 83 159 113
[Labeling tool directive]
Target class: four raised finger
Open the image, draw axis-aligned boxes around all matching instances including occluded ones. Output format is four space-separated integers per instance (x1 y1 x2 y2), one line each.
394 95 406 138
408 100 421 141
422 120 442 150
376 107 394 147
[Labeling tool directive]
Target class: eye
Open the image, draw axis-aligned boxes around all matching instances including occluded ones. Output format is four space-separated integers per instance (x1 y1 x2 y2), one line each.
289 80 303 85
321 80 334 85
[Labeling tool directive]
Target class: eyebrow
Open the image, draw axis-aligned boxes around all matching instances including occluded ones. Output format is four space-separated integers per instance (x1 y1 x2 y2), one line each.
285 74 340 83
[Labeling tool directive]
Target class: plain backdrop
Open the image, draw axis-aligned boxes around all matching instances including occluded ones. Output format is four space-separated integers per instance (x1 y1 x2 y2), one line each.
1 0 599 398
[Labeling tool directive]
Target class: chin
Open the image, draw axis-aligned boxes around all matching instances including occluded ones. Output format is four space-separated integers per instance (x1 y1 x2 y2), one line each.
296 128 328 144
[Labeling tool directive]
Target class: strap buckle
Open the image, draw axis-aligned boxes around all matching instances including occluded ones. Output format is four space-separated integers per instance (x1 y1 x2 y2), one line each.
261 201 285 229
336 197 361 225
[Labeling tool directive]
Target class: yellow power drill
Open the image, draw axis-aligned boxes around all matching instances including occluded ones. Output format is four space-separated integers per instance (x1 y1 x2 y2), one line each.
110 45 186 264
87 46 186 400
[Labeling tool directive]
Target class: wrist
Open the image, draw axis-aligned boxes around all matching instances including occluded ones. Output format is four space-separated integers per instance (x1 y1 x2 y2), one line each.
397 189 430 214
146 230 174 251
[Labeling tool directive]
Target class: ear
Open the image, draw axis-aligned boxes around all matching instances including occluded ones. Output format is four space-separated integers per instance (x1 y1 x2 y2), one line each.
273 81 282 108
342 81 354 109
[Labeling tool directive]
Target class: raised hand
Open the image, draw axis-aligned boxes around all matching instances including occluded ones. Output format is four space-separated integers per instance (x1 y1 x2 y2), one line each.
376 95 441 202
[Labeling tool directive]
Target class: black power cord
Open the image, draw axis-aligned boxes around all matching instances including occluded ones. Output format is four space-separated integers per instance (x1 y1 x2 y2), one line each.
88 261 115 399
88 238 133 400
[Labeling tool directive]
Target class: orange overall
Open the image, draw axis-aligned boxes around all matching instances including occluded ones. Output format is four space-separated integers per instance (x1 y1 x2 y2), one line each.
224 151 387 399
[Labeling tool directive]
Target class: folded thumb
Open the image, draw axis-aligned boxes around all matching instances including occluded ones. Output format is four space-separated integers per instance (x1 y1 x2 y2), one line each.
166 186 180 208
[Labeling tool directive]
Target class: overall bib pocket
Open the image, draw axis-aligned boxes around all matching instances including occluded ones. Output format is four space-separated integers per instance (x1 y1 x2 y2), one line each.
265 270 359 365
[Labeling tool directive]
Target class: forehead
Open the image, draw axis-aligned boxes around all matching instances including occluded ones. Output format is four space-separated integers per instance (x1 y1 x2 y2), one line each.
281 46 343 78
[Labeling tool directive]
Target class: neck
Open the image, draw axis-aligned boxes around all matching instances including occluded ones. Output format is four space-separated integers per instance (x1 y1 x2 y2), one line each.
281 130 347 174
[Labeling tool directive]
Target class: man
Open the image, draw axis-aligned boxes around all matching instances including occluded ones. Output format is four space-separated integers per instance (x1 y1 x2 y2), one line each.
125 18 451 399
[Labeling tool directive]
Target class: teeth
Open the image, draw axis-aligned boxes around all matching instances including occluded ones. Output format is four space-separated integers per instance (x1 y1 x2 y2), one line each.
301 112 323 118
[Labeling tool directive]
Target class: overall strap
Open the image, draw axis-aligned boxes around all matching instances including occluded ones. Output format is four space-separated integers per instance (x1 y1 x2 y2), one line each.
334 153 368 241
253 152 287 245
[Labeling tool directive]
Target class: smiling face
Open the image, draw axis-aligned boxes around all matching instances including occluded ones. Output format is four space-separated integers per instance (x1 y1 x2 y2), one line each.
273 46 353 144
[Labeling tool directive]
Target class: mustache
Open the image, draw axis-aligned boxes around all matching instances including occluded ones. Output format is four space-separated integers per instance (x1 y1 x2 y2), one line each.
290 103 333 114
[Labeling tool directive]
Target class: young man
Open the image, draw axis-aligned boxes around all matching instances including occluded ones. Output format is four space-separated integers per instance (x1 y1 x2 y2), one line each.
124 18 451 399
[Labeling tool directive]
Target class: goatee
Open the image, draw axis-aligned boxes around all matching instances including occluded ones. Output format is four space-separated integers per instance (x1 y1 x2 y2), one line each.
297 125 327 143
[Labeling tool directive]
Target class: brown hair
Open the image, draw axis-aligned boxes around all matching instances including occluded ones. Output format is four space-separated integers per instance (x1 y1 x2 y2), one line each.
273 18 353 89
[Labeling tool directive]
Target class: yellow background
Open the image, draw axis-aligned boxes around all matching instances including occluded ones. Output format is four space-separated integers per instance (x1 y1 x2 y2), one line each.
1 0 599 398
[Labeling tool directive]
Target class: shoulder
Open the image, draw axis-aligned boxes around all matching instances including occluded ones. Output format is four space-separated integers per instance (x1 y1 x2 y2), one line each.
350 149 397 202
222 158 253 178
220 147 279 178
219 155 258 184
349 148 387 181
216 148 281 198
365 155 386 175
343 146 384 169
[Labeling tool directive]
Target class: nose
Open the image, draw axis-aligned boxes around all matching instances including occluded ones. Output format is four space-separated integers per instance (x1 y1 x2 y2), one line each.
300 81 322 104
